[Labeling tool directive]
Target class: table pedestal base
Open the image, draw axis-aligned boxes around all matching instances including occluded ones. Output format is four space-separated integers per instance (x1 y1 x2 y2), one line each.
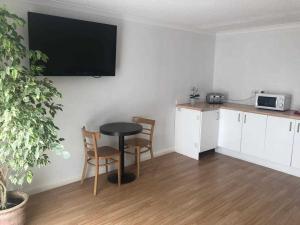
107 172 136 184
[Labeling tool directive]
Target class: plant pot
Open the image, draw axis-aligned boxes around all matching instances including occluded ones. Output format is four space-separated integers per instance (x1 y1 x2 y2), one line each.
0 191 29 225
190 98 198 105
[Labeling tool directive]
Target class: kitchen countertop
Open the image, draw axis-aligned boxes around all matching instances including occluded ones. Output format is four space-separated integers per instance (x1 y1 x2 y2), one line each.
176 102 300 120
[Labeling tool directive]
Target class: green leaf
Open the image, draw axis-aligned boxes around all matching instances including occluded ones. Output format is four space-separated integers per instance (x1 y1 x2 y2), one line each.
26 171 33 183
23 96 29 102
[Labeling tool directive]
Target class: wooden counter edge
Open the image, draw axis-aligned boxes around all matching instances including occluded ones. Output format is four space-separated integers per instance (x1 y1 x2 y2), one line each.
176 102 300 120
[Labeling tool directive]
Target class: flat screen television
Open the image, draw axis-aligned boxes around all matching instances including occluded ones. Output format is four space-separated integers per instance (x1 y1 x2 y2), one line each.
28 12 117 76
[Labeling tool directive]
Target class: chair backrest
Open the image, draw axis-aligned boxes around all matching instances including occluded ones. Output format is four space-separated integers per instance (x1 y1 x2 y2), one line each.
82 126 100 158
132 117 155 143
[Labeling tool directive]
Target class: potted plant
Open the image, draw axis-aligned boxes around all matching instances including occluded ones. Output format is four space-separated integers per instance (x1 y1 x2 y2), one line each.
189 86 200 105
0 7 69 224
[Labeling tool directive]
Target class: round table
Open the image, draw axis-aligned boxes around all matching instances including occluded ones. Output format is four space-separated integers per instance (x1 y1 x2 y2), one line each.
100 122 143 184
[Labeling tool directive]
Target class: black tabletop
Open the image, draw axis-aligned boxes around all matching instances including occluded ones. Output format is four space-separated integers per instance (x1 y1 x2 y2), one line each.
100 122 143 136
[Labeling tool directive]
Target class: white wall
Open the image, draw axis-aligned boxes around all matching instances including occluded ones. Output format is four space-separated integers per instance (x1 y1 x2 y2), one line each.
214 27 300 109
3 1 215 193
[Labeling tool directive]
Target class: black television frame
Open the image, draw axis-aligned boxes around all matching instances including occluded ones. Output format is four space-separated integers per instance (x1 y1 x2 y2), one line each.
28 12 117 77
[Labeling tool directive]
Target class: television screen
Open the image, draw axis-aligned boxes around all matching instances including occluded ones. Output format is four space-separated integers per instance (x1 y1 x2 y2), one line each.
28 12 117 76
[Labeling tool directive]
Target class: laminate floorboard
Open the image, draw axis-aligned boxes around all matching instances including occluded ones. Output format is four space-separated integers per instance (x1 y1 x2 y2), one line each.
27 152 300 225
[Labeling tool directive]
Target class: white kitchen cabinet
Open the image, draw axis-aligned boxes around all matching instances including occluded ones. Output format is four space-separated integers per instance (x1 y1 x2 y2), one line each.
265 116 295 166
241 112 267 159
200 110 219 152
175 108 219 160
218 109 243 152
175 108 201 160
291 120 300 168
175 103 300 177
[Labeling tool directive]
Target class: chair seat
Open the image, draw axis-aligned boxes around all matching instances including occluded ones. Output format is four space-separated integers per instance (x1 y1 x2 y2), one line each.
87 146 119 158
125 137 150 148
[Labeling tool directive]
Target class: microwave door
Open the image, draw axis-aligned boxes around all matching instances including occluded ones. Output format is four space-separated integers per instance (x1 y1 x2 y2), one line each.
257 96 277 108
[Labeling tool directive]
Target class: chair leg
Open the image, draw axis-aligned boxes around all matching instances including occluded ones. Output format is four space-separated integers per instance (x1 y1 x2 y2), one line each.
135 148 138 165
136 147 140 178
93 162 99 196
117 156 121 186
81 159 88 184
105 159 108 173
150 147 154 159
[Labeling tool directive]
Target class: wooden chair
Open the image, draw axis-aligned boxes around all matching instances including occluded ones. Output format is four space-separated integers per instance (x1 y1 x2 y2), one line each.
81 127 120 195
124 117 155 178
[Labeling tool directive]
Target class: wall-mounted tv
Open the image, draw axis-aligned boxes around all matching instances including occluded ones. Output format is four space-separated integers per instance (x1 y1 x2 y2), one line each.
28 12 117 76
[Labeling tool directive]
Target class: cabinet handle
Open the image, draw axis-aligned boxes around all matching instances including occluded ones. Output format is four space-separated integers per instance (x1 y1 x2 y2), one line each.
217 112 220 120
244 114 247 124
297 123 300 133
238 113 241 122
289 122 293 132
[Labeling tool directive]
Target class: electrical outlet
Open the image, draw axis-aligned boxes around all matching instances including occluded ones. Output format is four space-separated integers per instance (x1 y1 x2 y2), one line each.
252 90 264 95
251 90 258 95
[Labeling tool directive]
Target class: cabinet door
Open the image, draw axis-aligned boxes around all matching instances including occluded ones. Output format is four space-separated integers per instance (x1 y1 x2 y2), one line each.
200 110 219 152
218 109 243 152
175 108 200 160
241 112 267 159
292 120 300 168
265 116 295 166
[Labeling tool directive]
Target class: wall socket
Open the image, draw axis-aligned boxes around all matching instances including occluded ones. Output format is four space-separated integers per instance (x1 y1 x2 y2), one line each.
252 90 264 95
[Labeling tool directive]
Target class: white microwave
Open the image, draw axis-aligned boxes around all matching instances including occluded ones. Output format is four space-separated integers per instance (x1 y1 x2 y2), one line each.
255 93 291 111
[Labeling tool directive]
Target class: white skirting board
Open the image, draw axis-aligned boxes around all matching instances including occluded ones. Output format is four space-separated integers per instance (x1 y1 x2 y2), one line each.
26 147 175 195
216 147 300 178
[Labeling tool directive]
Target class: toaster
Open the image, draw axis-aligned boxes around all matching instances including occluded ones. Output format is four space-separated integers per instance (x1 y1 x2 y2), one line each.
206 93 225 104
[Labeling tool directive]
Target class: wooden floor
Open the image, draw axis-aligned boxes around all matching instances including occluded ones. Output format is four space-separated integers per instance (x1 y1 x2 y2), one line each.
27 152 300 225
